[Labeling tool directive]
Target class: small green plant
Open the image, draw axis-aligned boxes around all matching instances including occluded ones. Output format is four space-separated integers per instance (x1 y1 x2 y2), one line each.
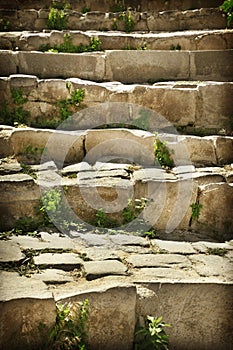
220 0 233 27
0 88 30 126
82 7 90 13
15 217 41 232
134 315 171 350
40 35 102 54
170 44 181 50
0 18 10 31
143 230 157 239
120 8 135 32
57 85 85 121
20 163 37 179
207 247 228 257
48 299 89 349
123 198 148 224
94 208 116 228
40 188 63 225
25 145 44 157
48 1 70 30
154 134 174 169
190 203 203 219
112 18 118 30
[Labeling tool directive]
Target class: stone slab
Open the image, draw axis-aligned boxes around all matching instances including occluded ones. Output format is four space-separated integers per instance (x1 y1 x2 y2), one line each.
11 233 75 250
152 239 196 254
126 253 191 268
190 254 233 280
34 253 83 270
105 50 190 83
83 260 128 280
190 49 233 82
110 234 149 247
0 241 25 263
32 269 74 284
0 271 56 350
133 267 198 281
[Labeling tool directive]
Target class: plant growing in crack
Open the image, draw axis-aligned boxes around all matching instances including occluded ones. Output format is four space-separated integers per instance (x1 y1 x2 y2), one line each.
134 315 171 350
154 133 174 169
48 299 90 350
190 202 203 220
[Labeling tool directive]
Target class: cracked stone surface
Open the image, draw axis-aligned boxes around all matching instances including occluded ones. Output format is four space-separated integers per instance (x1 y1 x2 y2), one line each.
83 260 128 280
34 253 83 270
152 239 196 254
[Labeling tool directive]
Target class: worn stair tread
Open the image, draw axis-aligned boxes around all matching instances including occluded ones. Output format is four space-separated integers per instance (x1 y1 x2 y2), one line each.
1 29 233 51
1 49 233 82
0 7 227 32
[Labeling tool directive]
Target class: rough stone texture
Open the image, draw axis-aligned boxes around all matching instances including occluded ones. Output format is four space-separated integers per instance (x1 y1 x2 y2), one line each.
3 29 232 52
192 183 233 239
0 173 40 231
83 260 128 280
11 232 75 250
10 128 86 165
127 253 191 268
133 267 198 280
0 50 18 75
0 271 56 350
55 282 137 350
85 128 155 165
190 49 233 82
32 269 74 284
190 254 233 280
214 136 233 165
0 129 14 158
0 241 25 262
105 50 190 83
136 282 233 350
152 239 196 254
34 253 83 270
18 51 106 80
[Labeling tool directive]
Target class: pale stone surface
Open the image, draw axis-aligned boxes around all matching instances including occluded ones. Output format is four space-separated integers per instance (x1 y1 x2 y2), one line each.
153 240 196 254
11 233 75 250
110 234 149 247
0 271 56 350
0 241 25 262
83 260 128 280
192 241 233 254
0 162 22 174
62 162 92 175
126 253 191 268
190 255 233 280
34 253 83 270
32 269 74 284
133 267 198 281
78 247 119 261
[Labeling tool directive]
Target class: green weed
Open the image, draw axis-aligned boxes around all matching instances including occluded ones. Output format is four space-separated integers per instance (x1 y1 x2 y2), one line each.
220 0 233 27
154 134 174 169
120 8 135 32
207 247 228 257
57 84 85 121
0 18 10 31
170 44 181 50
111 0 127 12
190 203 203 219
123 198 148 224
48 1 70 30
134 315 171 350
40 34 102 53
48 299 89 350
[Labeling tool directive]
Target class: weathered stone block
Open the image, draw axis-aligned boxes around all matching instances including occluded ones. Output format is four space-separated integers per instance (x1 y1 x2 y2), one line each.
0 51 18 75
136 282 233 350
105 50 190 83
190 50 233 81
214 136 233 165
55 282 136 350
0 271 56 350
18 51 106 80
193 182 233 238
85 129 155 165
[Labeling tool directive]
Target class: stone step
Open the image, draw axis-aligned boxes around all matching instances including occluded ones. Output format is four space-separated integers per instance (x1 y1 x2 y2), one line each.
0 7 227 32
1 49 233 82
1 126 233 167
1 75 232 133
0 153 232 237
1 29 232 51
0 233 232 349
0 0 223 11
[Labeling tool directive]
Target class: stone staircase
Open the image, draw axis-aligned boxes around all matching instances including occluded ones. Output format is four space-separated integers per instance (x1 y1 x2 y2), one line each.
0 0 233 349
